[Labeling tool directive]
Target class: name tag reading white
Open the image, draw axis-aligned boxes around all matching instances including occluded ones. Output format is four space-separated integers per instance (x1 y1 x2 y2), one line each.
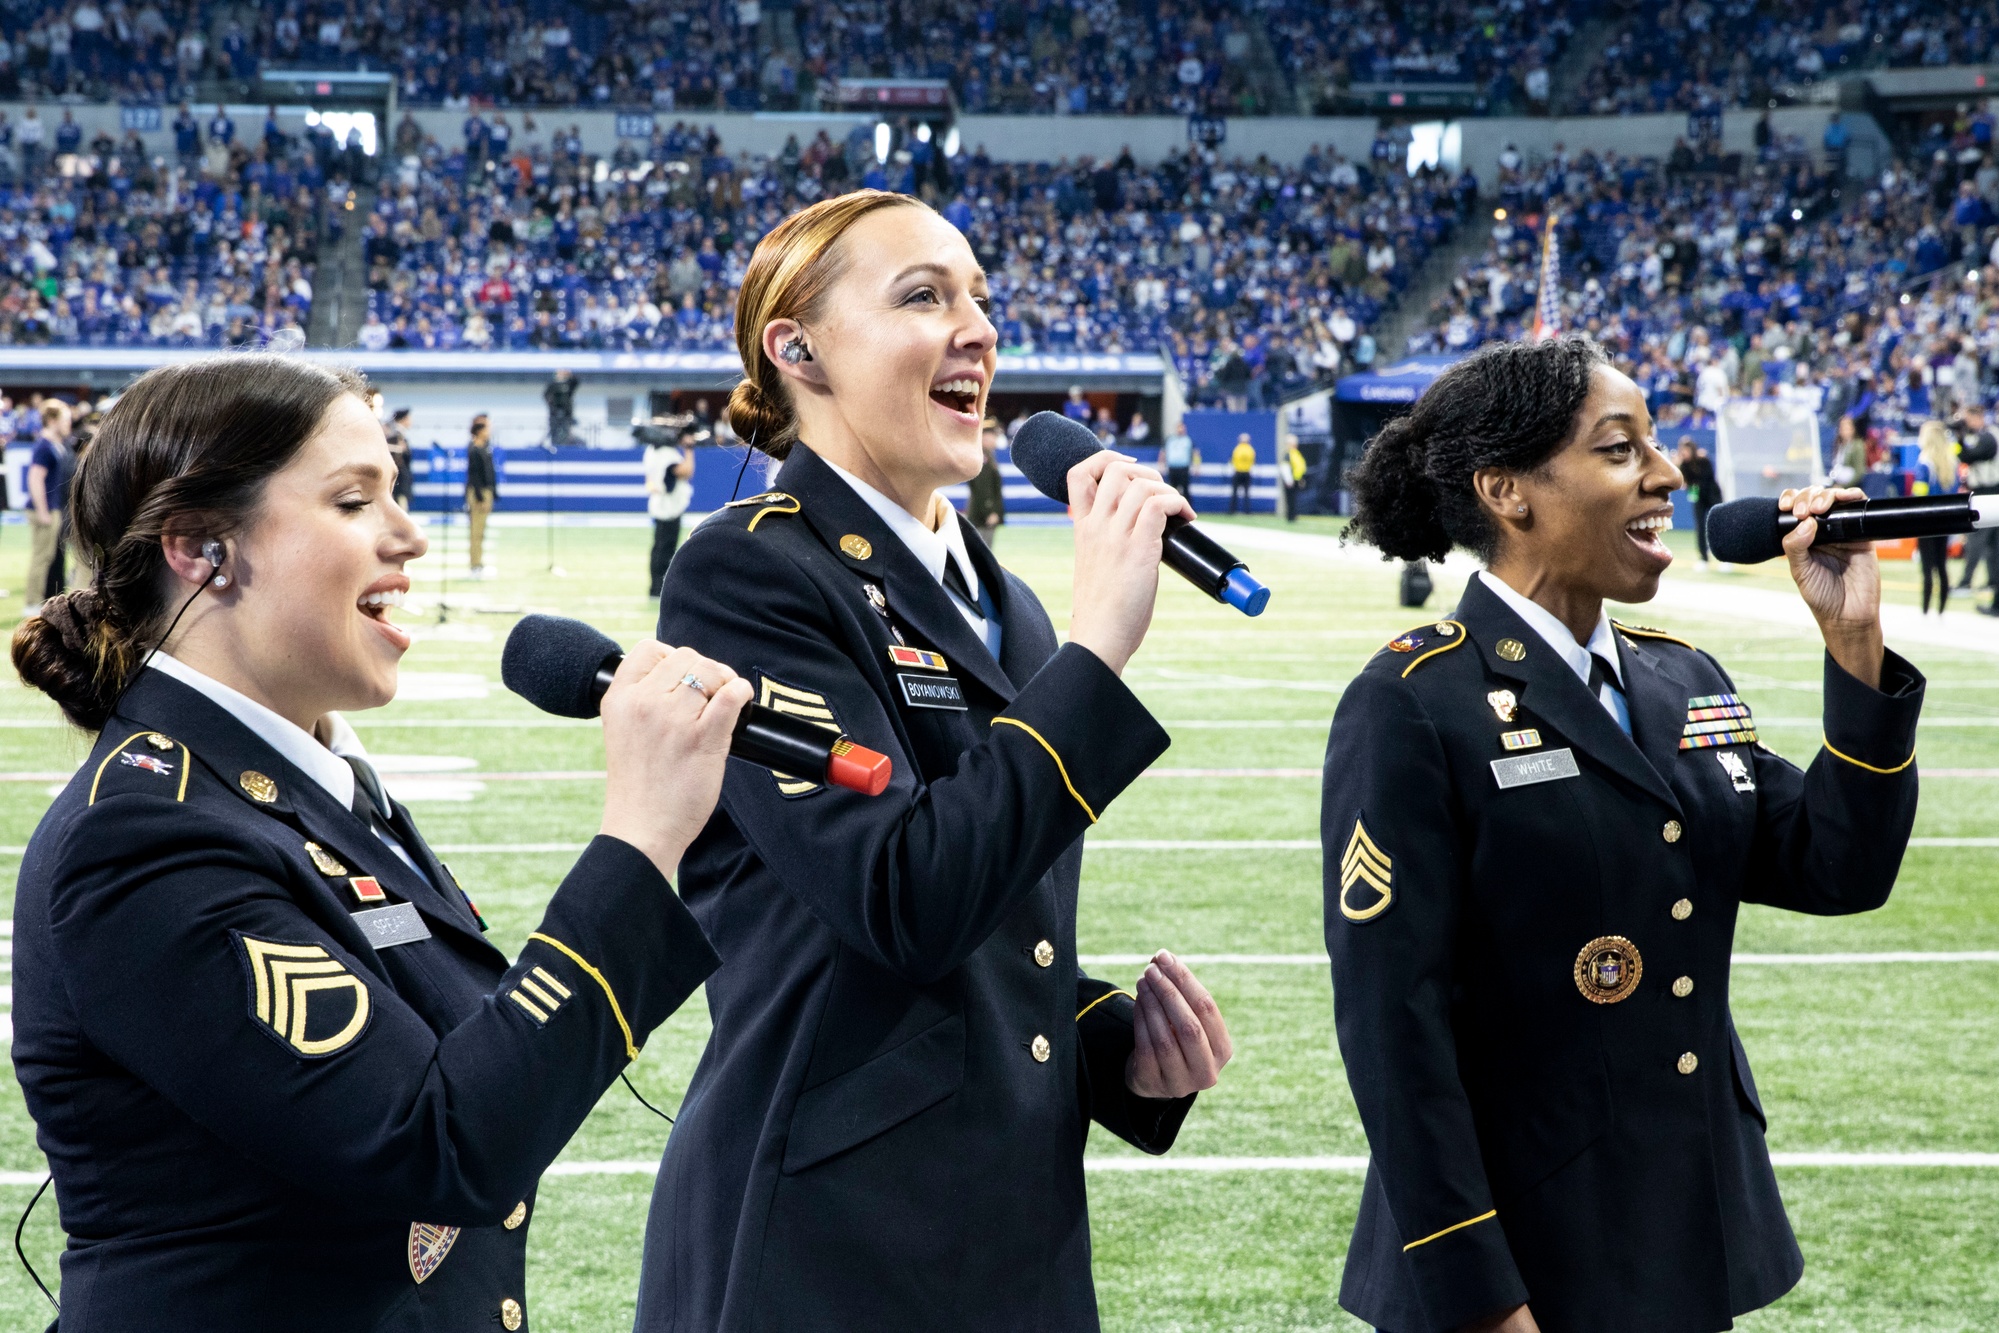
354 902 432 950
1491 748 1581 789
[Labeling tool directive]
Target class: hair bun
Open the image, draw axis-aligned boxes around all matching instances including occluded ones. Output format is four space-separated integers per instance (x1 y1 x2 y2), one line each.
13 588 123 732
727 377 796 460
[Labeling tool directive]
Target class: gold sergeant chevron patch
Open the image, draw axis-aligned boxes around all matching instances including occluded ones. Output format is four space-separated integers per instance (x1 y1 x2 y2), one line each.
757 676 843 797
1339 818 1395 923
234 934 372 1057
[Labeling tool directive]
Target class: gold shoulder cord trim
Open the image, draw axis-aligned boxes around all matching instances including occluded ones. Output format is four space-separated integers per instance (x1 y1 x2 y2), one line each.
1822 735 1916 775
526 932 639 1061
88 730 192 805
745 494 801 532
990 717 1098 822
1075 989 1133 1022
1400 621 1467 679
1403 1208 1498 1252
1613 620 1697 651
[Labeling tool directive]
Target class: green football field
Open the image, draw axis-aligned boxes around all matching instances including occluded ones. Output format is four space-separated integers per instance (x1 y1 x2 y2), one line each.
0 514 1993 1331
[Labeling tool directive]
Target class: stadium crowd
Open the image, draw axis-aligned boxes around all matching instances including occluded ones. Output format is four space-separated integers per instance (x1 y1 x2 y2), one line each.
1571 0 1999 117
1411 112 1999 508
0 104 334 346
357 118 1465 403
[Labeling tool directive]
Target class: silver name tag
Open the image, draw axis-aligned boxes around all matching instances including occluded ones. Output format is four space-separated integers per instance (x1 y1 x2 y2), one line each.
1491 748 1581 789
354 901 433 950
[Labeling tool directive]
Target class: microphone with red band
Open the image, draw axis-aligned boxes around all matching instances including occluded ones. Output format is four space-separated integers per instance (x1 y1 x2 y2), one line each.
1704 492 1999 564
501 613 893 796
1010 411 1272 616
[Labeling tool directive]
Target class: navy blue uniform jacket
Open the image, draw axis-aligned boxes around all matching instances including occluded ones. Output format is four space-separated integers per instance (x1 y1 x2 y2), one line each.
12 669 719 1332
642 443 1193 1331
1323 576 1924 1333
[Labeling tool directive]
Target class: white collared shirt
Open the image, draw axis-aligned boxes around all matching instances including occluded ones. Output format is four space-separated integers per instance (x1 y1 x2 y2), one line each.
147 652 424 874
823 457 1002 659
1477 570 1631 733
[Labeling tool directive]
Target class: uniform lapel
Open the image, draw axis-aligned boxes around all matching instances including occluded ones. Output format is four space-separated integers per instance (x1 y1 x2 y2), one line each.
1456 579 1682 814
779 445 1018 704
114 672 499 960
1615 630 1696 802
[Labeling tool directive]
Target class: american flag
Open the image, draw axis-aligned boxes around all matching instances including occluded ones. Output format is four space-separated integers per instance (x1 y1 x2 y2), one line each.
1531 213 1561 341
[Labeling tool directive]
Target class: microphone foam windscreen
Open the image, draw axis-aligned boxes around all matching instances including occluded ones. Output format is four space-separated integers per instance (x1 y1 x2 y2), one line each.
502 613 622 718
1010 410 1108 504
1703 498 1785 565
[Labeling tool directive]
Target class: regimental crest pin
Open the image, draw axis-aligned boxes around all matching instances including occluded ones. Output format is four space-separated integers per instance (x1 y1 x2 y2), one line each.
1716 750 1756 793
304 841 347 877
119 751 174 776
1487 689 1517 723
408 1222 461 1284
1388 633 1423 654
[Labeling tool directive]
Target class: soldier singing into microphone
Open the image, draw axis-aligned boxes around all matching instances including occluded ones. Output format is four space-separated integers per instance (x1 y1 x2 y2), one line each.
645 190 1234 1331
1323 338 1925 1333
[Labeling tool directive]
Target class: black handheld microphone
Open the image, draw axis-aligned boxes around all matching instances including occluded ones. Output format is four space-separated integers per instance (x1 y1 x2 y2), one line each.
1705 493 1999 565
501 614 893 796
1010 411 1272 616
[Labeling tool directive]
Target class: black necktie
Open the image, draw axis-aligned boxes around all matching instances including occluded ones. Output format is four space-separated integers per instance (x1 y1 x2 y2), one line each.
941 555 975 608
344 753 391 829
1587 652 1632 736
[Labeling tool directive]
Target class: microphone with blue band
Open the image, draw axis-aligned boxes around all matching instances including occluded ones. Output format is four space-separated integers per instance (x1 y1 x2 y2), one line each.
1010 411 1272 616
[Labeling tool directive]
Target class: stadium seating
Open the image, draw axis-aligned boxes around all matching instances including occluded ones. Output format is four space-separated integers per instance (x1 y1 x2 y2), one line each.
360 124 1465 403
0 115 324 347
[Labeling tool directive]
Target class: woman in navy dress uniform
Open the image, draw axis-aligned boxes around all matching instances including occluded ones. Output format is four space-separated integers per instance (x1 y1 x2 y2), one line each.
643 190 1236 1331
1324 339 1924 1333
10 354 751 1332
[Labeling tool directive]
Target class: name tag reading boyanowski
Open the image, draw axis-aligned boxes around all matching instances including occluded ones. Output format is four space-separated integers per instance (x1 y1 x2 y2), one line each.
1490 748 1582 790
897 672 969 711
353 902 433 950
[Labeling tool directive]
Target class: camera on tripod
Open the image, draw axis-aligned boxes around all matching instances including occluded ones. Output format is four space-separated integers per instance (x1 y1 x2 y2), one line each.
632 412 714 449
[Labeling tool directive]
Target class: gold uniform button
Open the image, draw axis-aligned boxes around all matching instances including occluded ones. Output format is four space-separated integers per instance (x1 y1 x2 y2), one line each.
1030 1034 1051 1063
1033 939 1054 968
503 1201 527 1230
1672 976 1694 998
1671 898 1694 921
1662 820 1683 843
1677 1052 1699 1075
501 1298 524 1331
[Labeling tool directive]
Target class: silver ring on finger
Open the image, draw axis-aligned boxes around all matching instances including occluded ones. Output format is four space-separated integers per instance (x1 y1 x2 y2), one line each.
680 673 708 698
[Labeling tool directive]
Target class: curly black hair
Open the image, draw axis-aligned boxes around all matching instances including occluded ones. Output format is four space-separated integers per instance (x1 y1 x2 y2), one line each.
1347 337 1608 564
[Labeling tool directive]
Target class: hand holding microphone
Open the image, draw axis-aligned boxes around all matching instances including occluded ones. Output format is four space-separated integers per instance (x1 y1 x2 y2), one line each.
1066 450 1195 676
1011 411 1272 676
1778 484 1884 690
597 641 752 882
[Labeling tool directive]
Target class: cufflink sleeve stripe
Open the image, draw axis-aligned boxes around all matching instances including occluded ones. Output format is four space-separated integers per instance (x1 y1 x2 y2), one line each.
1821 735 1916 775
508 989 549 1023
1402 1208 1498 1251
530 966 572 999
991 716 1098 823
1075 988 1134 1022
518 976 560 1009
526 932 638 1060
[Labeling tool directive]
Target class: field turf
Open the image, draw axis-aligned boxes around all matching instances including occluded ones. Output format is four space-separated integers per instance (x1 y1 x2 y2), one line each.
0 514 1992 1331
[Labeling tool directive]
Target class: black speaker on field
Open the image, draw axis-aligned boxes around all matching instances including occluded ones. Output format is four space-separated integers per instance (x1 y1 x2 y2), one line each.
1399 560 1433 608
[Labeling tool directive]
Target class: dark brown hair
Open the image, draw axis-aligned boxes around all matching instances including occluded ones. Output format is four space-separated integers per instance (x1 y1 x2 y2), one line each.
729 189 929 459
12 354 369 730
1347 337 1608 563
